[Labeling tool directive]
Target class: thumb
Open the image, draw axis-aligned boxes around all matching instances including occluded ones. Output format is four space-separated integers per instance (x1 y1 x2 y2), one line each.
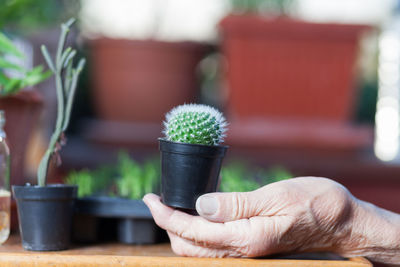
195 191 260 222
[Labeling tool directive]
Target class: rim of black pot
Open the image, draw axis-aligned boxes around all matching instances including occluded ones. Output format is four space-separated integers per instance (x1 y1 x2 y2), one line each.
12 184 77 200
158 138 228 157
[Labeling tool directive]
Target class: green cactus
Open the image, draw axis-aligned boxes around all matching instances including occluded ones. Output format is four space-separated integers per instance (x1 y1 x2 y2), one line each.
163 104 227 146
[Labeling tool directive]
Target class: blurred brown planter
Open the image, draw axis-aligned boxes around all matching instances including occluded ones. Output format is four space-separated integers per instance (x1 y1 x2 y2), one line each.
90 38 210 123
0 90 42 185
219 15 370 123
0 90 43 231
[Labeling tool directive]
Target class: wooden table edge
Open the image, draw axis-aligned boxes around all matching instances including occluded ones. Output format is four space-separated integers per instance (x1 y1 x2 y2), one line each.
0 253 372 267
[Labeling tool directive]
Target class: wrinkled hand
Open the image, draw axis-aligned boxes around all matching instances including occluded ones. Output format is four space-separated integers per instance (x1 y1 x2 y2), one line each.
143 177 400 264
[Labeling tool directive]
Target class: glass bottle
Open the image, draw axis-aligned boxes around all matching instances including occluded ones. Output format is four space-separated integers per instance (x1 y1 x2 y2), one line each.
0 110 10 244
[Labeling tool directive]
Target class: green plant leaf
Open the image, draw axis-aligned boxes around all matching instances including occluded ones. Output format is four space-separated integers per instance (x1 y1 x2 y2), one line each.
3 78 22 95
0 71 9 86
21 66 52 87
65 166 116 197
0 58 24 71
0 32 51 96
0 32 23 58
65 170 93 198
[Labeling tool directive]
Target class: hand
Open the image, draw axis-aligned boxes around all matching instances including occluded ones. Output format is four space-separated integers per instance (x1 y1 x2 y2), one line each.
143 177 400 264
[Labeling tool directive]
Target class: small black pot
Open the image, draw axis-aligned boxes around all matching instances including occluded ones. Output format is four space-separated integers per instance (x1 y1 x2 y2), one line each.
159 139 228 210
12 184 77 251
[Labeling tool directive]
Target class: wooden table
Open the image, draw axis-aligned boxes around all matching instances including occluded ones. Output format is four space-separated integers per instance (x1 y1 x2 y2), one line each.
0 235 372 267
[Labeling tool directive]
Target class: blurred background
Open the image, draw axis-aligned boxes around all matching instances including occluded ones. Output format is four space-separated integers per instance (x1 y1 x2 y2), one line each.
1 0 399 218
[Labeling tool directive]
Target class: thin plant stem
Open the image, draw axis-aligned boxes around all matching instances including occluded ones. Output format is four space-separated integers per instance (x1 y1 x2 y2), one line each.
37 18 86 186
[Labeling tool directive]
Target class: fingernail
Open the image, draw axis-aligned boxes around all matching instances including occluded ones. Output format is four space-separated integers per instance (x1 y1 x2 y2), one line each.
196 195 218 216
142 195 152 207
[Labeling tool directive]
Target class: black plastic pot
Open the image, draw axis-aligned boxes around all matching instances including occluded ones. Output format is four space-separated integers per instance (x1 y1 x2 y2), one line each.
118 218 157 244
74 196 158 244
12 184 77 251
159 139 228 210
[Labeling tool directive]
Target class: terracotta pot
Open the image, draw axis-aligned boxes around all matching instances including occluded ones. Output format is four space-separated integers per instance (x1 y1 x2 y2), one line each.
90 38 210 123
0 90 43 185
219 15 370 123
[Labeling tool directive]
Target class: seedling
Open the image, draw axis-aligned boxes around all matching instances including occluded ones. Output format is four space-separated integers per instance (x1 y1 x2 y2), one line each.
66 152 160 199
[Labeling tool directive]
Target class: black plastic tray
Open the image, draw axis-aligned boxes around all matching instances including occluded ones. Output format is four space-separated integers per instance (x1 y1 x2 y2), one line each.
76 196 152 218
73 196 160 244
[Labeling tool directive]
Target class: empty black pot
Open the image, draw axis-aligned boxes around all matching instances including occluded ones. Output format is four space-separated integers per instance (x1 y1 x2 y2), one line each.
12 184 77 251
159 139 228 210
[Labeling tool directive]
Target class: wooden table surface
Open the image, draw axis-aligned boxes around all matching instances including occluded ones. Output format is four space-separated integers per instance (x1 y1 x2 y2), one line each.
0 235 372 267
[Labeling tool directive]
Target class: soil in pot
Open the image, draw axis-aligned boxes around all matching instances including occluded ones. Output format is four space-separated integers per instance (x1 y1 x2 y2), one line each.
12 184 77 251
159 139 228 210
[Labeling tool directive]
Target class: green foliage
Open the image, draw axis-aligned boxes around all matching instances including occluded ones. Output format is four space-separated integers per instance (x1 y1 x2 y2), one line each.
65 152 160 200
37 18 86 186
258 165 292 184
65 166 114 198
220 162 292 192
220 163 259 192
355 79 378 124
0 32 23 57
164 104 227 146
0 32 51 96
230 0 295 14
116 152 159 200
0 0 80 33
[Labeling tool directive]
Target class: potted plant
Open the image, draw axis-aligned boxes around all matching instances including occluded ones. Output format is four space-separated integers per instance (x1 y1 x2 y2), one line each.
12 18 86 251
91 39 210 123
159 104 228 210
219 0 372 151
66 152 161 244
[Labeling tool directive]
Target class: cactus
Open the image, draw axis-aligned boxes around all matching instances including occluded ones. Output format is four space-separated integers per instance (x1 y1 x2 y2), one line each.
37 18 86 186
163 104 227 146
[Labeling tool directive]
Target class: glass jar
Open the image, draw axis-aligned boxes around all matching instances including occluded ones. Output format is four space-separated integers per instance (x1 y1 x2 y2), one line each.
0 110 10 244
